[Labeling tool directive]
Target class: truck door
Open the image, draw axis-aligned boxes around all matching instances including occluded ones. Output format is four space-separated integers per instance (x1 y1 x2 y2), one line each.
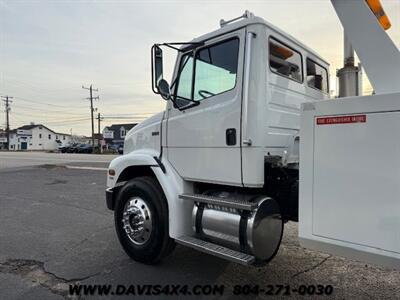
166 29 245 186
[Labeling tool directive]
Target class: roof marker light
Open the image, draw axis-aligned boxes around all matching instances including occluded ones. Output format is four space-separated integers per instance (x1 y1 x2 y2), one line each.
366 0 391 30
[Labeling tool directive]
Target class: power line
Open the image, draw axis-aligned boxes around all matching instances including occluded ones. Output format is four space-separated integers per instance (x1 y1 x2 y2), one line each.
102 113 156 116
12 104 87 116
82 84 99 147
7 110 91 124
101 117 146 120
1 95 13 150
43 118 91 125
14 96 87 108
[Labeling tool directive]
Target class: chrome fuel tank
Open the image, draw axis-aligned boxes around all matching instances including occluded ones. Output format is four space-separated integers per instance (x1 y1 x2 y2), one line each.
192 196 283 261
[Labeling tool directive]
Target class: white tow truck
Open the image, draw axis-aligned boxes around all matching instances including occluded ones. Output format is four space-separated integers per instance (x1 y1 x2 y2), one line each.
106 0 400 269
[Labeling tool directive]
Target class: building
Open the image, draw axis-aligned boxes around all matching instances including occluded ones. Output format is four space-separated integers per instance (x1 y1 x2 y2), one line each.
102 123 137 148
72 135 92 145
9 124 72 151
0 129 7 150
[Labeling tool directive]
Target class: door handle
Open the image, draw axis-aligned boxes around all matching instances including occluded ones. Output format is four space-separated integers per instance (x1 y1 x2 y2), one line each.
226 128 237 146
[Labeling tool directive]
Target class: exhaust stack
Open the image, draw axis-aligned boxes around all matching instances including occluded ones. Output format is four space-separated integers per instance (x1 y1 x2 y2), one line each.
331 0 400 96
337 34 362 97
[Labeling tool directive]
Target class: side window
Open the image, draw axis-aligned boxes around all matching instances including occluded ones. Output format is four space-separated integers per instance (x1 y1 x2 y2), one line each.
269 38 303 82
193 39 239 101
306 58 329 93
176 53 194 102
175 38 239 107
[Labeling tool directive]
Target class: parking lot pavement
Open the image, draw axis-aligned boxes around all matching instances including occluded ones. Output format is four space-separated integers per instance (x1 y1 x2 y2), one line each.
0 151 117 170
0 164 399 299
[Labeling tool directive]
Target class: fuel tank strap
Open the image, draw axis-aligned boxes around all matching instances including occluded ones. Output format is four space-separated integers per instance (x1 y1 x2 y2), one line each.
195 203 205 234
239 212 250 252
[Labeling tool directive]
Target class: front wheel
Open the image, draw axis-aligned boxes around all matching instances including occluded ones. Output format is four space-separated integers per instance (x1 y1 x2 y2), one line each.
114 176 175 264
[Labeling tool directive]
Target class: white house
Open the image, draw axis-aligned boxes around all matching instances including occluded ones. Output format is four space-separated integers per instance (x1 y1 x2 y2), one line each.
9 124 72 151
0 129 7 149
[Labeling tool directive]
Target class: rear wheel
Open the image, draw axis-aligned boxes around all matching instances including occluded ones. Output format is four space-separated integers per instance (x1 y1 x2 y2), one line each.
114 176 175 264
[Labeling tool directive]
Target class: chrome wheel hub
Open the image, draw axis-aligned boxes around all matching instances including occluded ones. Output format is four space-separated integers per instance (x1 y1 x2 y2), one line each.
122 197 152 245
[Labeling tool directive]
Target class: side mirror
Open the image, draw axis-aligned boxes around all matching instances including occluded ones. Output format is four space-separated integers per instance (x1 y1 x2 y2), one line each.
158 79 171 100
151 45 163 94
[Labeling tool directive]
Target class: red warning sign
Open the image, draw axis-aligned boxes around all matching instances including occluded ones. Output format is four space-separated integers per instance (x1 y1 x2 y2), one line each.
316 115 366 125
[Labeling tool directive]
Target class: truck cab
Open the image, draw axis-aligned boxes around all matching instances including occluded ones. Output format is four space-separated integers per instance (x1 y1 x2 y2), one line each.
106 11 329 266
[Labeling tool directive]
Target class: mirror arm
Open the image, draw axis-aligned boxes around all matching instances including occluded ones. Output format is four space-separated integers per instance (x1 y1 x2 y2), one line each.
152 41 204 109
176 99 200 111
155 42 204 52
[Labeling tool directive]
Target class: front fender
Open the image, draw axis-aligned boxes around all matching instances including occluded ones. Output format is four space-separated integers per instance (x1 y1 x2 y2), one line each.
107 149 159 189
106 149 194 238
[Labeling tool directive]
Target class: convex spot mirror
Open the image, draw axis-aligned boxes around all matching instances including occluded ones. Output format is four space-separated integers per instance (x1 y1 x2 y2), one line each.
158 79 171 100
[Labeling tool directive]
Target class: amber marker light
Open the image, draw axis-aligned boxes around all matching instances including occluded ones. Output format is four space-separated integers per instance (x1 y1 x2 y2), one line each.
366 0 391 30
270 43 294 60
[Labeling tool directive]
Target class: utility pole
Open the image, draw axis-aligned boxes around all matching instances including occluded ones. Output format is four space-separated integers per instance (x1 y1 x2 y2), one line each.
1 95 13 150
96 112 103 152
82 85 99 148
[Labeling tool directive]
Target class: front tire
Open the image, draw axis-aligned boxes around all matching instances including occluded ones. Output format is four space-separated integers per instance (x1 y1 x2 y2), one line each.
114 176 175 264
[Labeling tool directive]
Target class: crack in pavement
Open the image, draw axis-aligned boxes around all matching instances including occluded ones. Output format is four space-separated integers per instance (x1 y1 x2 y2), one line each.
67 225 113 251
46 179 68 185
0 259 100 299
291 255 332 278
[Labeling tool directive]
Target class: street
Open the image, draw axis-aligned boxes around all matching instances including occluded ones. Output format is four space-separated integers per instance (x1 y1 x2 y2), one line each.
0 152 117 170
0 152 399 299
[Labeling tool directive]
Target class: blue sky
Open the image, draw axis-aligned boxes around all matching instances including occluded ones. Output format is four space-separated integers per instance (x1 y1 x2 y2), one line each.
1 0 399 135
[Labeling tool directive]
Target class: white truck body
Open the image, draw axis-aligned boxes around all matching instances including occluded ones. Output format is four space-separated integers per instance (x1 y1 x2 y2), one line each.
300 92 400 270
299 0 400 269
106 1 400 269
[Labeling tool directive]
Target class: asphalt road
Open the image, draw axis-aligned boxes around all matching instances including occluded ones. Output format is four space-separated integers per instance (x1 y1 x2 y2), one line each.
0 153 399 299
0 151 117 170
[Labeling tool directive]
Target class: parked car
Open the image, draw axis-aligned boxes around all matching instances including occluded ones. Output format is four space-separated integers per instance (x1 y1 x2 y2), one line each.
77 144 93 154
58 145 68 153
66 143 80 153
108 143 123 154
118 145 123 154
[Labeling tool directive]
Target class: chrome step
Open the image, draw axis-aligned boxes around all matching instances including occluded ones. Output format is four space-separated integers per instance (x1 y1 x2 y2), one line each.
179 193 257 211
175 235 255 265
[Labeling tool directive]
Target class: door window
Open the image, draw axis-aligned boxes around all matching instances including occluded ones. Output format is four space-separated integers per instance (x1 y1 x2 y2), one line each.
175 38 239 108
306 58 329 93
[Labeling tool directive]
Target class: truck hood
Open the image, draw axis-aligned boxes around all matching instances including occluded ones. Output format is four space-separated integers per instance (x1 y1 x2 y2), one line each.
129 111 164 135
123 111 164 154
